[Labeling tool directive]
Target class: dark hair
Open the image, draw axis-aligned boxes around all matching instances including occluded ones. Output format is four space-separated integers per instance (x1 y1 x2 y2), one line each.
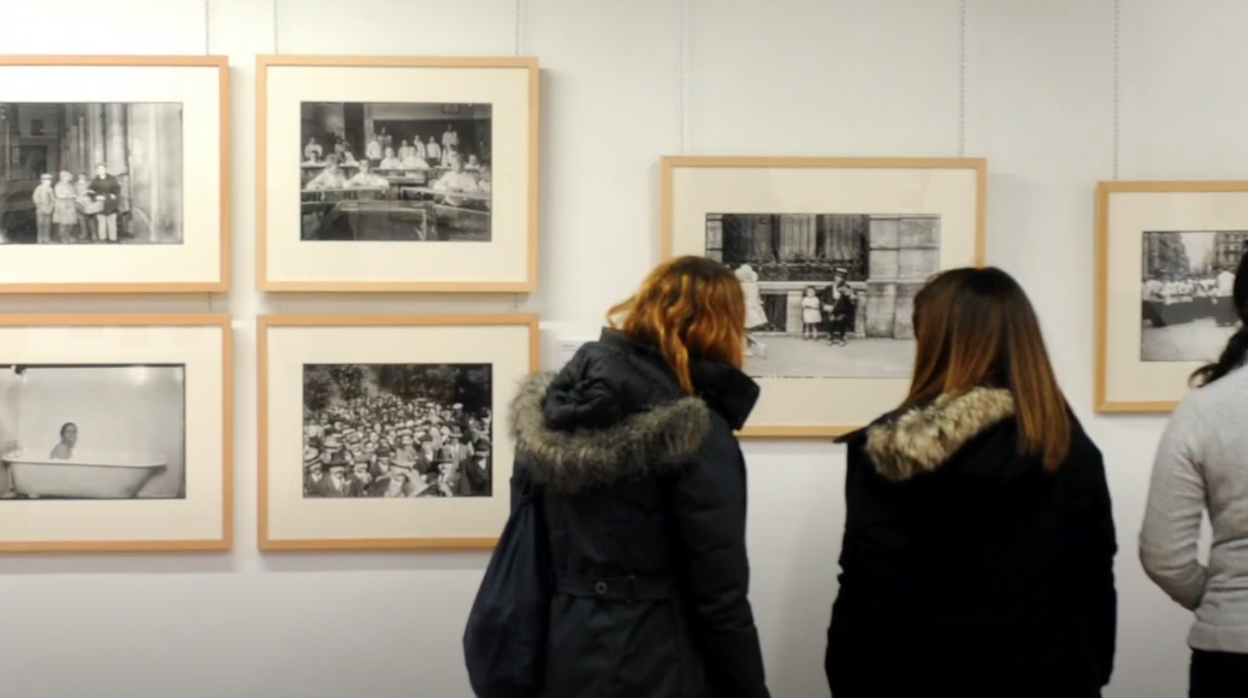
907 267 1070 472
608 256 745 392
60 422 76 436
1190 251 1248 387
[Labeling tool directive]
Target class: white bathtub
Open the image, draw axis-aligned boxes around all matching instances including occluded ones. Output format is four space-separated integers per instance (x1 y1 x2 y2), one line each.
2 448 166 499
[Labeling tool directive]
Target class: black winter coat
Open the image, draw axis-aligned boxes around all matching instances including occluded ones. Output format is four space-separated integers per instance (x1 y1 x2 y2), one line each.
509 329 771 698
826 388 1118 698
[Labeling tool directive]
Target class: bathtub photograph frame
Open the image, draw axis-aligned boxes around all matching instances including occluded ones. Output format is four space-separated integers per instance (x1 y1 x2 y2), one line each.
257 313 539 552
0 314 233 553
0 55 232 294
660 155 987 438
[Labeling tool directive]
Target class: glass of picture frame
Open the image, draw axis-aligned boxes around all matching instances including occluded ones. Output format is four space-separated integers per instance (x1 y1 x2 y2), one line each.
1095 180 1248 411
0 55 230 293
660 155 987 437
0 314 232 552
257 313 539 551
255 55 539 293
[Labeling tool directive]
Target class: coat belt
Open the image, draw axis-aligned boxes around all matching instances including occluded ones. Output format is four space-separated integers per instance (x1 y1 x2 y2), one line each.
553 572 673 603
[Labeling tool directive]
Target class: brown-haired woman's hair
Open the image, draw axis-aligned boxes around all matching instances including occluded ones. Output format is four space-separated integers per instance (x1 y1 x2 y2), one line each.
906 267 1071 471
1190 249 1248 388
607 256 745 392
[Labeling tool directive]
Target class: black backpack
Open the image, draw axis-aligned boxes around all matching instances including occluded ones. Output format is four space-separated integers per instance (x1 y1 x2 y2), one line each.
463 466 551 698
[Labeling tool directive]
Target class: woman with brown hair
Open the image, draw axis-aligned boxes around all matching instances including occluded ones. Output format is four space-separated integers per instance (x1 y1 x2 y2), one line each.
1140 249 1248 698
825 267 1118 698
507 255 771 698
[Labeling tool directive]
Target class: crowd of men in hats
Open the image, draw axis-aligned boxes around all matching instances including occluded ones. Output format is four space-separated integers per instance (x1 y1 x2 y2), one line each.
302 392 492 498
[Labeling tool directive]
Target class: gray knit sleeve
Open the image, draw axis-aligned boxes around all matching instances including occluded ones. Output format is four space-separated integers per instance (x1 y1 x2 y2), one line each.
1139 397 1209 610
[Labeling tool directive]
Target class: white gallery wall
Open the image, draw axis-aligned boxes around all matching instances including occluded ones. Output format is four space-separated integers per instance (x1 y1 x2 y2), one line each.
0 0 1234 696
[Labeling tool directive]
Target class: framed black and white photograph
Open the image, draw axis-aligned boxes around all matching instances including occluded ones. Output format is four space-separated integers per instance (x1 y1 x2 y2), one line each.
1 102 184 246
299 102 492 242
259 314 537 551
0 56 229 293
0 364 186 501
301 363 493 499
1140 231 1244 363
662 156 986 437
0 315 231 553
1097 182 1248 411
710 212 939 380
258 56 537 293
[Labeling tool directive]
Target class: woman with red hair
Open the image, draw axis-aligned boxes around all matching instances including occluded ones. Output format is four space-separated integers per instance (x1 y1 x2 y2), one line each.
507 255 771 698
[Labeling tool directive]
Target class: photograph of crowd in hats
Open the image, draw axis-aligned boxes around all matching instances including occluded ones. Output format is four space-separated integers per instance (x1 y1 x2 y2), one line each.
301 363 492 499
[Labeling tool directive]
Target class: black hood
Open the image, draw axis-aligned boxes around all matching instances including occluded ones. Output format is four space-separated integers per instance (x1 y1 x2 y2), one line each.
507 329 759 493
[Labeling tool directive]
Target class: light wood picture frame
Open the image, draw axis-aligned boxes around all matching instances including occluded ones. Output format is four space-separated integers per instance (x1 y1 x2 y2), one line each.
1094 180 1248 412
0 313 232 553
258 313 540 551
255 55 539 293
0 55 231 293
660 155 987 438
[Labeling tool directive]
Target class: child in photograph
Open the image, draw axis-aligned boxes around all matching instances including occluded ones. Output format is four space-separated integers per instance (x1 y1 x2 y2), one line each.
801 286 822 339
32 173 55 244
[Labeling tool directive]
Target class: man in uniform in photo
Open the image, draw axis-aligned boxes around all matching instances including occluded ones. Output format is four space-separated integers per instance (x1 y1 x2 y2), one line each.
87 163 121 243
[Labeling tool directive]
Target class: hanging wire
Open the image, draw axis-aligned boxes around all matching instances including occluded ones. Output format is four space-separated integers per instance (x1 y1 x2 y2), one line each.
273 0 281 54
204 0 211 54
514 0 523 56
957 0 967 156
1111 0 1121 179
678 0 688 153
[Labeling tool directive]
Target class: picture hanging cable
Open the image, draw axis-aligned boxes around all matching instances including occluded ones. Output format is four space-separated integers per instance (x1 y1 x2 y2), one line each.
678 0 688 154
204 0 211 54
514 0 523 56
273 0 281 54
957 0 967 157
1112 0 1120 179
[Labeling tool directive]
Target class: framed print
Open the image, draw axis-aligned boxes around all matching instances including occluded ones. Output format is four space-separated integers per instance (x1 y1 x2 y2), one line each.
660 156 986 437
0 314 232 552
258 313 539 551
256 55 539 293
0 56 230 293
1095 181 1248 411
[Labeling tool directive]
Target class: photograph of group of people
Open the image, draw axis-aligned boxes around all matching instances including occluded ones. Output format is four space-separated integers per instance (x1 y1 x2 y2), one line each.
1140 230 1245 362
301 363 493 499
298 101 492 242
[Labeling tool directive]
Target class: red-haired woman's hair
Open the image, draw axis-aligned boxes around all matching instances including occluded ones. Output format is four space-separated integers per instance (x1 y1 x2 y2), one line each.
906 267 1072 472
607 256 745 392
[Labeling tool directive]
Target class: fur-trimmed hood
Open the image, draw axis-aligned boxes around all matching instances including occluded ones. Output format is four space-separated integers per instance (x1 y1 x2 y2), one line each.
508 371 712 493
862 387 1017 481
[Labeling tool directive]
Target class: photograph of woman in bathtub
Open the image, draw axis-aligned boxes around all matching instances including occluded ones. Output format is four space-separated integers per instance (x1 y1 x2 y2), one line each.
0 364 186 500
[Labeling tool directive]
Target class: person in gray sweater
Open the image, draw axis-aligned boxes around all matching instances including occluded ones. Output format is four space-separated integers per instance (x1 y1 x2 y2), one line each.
1140 248 1248 698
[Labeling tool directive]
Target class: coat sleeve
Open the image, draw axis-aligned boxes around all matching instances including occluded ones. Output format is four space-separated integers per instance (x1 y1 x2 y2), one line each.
1070 441 1119 688
671 424 770 698
1139 400 1209 610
